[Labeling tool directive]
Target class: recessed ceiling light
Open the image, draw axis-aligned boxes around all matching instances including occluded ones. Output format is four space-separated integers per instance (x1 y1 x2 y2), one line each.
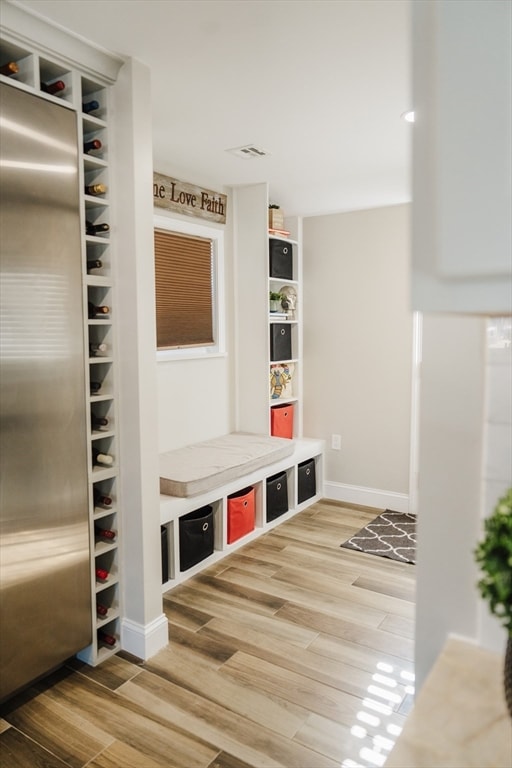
401 111 415 123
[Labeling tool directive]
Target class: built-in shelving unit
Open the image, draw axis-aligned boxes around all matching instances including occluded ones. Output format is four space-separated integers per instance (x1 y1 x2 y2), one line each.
155 183 324 591
160 437 324 590
234 183 304 438
0 31 121 666
269 234 300 438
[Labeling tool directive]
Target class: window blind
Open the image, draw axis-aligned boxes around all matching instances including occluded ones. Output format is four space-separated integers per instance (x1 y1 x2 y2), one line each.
154 229 214 349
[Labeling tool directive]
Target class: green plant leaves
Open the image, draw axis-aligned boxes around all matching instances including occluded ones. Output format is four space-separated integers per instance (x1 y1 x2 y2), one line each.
474 487 512 633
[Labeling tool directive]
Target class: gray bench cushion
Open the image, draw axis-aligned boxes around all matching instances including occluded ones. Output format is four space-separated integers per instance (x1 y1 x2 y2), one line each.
159 433 294 498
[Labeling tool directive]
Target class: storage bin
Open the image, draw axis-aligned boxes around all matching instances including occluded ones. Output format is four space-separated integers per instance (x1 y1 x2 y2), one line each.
266 471 288 522
269 239 293 280
161 525 169 583
271 403 294 439
270 323 292 361
179 505 214 572
298 458 316 504
227 486 255 544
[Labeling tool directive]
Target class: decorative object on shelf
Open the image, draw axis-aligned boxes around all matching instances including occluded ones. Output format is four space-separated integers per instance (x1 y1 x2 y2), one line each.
268 203 284 231
474 487 512 719
269 290 283 313
279 285 297 320
270 362 294 400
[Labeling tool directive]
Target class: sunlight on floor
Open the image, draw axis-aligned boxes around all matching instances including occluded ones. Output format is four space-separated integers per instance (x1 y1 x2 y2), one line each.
341 660 415 767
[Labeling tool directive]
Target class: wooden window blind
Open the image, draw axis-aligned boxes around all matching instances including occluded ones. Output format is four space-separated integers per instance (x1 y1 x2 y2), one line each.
154 229 214 349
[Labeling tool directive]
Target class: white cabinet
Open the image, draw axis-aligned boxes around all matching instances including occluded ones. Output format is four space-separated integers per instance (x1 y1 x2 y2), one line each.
0 28 122 666
411 0 512 314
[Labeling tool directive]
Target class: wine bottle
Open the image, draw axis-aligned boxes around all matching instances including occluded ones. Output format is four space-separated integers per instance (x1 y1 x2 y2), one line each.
95 567 109 581
98 630 116 646
91 415 109 431
87 259 103 272
96 602 108 617
89 342 108 356
0 61 19 77
93 489 112 507
86 221 109 236
95 526 116 541
85 183 107 196
90 381 102 393
88 302 110 318
41 79 65 95
83 99 100 114
92 447 114 467
84 138 101 153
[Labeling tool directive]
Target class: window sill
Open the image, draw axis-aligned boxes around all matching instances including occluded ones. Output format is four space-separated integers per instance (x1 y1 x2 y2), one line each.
157 348 227 363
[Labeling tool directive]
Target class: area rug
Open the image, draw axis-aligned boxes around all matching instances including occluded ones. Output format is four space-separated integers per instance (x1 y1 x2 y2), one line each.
340 510 416 565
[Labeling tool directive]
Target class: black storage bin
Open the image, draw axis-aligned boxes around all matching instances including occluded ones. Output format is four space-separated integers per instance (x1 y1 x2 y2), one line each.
266 471 289 522
270 323 292 361
269 239 293 280
298 458 316 504
161 525 169 583
179 505 214 572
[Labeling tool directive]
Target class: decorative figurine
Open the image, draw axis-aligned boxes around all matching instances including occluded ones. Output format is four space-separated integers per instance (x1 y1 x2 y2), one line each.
279 285 297 320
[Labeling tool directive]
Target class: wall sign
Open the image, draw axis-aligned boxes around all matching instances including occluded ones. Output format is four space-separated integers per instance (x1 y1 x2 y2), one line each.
153 172 227 225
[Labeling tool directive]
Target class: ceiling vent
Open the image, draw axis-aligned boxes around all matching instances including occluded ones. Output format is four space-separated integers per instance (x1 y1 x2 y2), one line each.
226 144 270 159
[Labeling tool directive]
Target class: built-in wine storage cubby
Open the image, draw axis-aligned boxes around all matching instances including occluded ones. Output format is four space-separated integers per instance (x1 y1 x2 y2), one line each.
80 71 120 664
0 25 122 666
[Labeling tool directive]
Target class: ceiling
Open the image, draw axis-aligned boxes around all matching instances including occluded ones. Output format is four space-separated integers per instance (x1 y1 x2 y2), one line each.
13 0 412 217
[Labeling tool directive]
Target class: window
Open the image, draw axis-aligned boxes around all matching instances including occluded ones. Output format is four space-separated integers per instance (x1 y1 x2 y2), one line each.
154 214 225 360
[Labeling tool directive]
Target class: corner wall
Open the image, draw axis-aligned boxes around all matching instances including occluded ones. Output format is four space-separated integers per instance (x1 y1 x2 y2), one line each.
302 204 412 511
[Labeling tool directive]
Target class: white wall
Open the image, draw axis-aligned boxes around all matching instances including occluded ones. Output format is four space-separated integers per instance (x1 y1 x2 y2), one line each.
302 204 412 511
154 203 235 453
157 356 232 452
414 314 487 689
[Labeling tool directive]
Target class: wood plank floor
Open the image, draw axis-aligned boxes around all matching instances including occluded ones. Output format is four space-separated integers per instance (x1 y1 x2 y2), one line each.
0 500 416 768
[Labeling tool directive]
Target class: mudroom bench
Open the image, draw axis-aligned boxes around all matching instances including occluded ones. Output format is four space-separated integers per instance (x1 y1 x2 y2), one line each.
159 433 324 590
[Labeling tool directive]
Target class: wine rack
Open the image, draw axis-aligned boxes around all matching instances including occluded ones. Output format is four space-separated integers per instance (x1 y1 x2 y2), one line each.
0 31 122 666
81 73 121 665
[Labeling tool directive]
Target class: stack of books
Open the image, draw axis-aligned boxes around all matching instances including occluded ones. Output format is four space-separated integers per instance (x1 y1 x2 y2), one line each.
268 228 291 238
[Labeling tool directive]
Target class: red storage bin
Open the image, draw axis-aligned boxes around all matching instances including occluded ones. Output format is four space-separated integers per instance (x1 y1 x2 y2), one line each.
227 486 255 544
271 403 294 439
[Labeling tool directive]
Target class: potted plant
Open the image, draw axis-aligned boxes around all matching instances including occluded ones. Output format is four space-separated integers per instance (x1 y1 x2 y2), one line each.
474 486 512 718
269 291 283 313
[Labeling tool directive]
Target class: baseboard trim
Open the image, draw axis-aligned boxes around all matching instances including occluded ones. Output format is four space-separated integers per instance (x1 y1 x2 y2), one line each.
121 613 168 660
324 481 410 513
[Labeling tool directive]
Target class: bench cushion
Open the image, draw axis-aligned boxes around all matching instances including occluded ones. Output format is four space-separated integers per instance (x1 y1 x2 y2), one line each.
159 433 295 498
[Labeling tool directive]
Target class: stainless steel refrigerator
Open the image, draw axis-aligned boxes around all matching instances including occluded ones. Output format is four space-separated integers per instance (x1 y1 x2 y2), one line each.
0 82 91 700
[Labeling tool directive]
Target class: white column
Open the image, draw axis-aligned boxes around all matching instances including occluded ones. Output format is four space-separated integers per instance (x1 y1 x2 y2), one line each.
111 57 167 658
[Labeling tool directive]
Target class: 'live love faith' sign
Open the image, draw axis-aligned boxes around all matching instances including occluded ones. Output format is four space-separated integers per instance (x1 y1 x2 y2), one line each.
153 172 227 225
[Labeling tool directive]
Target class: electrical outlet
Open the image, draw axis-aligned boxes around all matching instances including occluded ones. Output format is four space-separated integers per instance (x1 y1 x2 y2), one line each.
331 434 341 450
